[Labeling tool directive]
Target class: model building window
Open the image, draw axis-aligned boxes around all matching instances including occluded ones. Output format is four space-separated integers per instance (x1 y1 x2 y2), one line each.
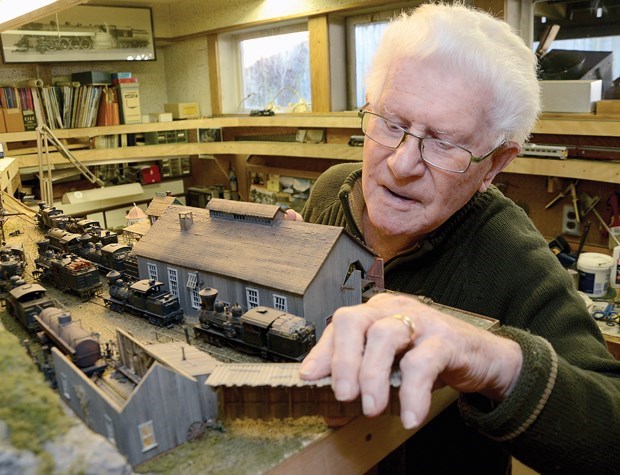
186 272 198 289
60 373 70 399
218 22 310 114
246 287 260 308
104 414 116 445
190 288 201 309
168 268 179 297
273 294 288 312
138 420 158 452
147 263 158 281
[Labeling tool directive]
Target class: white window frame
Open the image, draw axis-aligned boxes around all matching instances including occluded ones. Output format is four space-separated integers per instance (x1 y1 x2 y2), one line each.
345 3 421 110
246 287 260 309
186 272 198 289
190 287 201 309
167 267 179 297
273 294 288 312
218 20 310 114
138 420 158 452
147 262 158 281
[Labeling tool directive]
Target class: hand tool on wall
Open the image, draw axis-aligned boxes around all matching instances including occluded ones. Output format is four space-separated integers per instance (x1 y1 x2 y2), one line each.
545 180 581 222
581 192 620 247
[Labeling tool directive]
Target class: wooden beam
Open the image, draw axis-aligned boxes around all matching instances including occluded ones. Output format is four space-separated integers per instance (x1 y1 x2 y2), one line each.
309 15 331 113
208 34 223 117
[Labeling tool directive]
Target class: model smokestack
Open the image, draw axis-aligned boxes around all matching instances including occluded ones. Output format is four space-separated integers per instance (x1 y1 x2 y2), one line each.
179 211 193 231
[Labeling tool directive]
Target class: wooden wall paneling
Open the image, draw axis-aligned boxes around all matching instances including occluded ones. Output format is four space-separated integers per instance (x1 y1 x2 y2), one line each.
207 34 223 117
309 15 331 113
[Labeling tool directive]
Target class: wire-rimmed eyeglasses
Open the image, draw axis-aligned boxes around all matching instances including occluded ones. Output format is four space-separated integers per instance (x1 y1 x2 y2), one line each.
359 110 505 174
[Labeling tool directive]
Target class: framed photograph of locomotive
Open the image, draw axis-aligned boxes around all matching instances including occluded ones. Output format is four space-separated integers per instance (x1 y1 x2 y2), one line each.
0 5 155 63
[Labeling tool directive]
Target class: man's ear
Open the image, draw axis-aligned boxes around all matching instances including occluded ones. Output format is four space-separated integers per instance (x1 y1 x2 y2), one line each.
479 142 521 193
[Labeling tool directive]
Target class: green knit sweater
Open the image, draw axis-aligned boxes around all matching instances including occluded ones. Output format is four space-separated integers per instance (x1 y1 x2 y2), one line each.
302 163 620 474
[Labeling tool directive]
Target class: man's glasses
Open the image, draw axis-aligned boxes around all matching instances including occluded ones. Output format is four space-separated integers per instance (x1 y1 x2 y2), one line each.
360 110 504 174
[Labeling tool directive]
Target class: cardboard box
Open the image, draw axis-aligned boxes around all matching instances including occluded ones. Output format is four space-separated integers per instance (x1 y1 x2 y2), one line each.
596 100 620 115
164 102 200 119
117 84 142 124
2 108 24 132
149 112 173 123
540 80 602 113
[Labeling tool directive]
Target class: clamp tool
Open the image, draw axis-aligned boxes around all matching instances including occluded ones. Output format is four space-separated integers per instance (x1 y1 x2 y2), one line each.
545 180 580 222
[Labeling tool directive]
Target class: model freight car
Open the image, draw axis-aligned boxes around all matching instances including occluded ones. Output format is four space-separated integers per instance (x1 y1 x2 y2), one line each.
35 307 107 376
104 271 184 327
34 241 102 301
193 287 316 361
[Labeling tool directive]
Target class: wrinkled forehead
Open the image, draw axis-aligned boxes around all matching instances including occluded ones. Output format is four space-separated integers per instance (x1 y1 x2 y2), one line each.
376 58 495 145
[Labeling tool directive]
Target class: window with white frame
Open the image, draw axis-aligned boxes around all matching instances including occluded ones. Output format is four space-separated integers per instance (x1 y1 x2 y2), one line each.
191 288 201 309
138 420 158 452
273 294 288 312
168 268 179 297
186 272 198 289
345 4 419 110
218 21 311 114
147 262 158 281
246 287 260 309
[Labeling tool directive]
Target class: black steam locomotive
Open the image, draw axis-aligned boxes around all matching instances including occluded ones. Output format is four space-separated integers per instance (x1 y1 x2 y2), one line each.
34 241 102 301
103 271 184 327
0 244 26 294
193 288 316 362
35 307 107 376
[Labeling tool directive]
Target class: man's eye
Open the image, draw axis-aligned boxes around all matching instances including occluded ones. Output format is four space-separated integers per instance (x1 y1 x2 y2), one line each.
384 121 402 133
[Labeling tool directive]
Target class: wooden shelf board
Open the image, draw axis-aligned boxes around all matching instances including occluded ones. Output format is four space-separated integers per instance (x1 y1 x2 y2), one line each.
504 157 620 184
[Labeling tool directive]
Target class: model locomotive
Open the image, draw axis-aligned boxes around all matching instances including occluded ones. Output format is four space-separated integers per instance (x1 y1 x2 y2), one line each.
0 244 25 293
193 287 316 361
104 271 184 327
35 307 107 376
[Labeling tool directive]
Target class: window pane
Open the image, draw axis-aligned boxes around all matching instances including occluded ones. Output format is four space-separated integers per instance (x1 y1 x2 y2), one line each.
240 31 311 112
354 21 389 108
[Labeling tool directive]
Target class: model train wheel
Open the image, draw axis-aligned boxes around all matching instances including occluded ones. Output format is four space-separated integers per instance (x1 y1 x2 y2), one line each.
186 421 205 441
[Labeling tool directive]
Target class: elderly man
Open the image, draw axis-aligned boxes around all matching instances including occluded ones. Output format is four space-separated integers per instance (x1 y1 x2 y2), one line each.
295 2 620 473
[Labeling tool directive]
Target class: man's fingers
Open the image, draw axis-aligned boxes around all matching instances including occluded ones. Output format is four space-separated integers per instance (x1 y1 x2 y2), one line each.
359 315 415 416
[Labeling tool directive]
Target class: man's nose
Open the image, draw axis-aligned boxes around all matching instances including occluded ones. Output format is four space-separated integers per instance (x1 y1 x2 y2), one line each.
386 134 425 177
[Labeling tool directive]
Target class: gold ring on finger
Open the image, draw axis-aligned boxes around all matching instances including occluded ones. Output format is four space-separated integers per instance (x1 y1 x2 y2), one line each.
391 313 416 338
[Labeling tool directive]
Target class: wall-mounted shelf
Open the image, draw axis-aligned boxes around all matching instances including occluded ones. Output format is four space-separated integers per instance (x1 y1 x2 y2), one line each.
1 113 618 186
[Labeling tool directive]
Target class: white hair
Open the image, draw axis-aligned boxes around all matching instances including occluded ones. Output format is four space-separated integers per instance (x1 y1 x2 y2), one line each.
365 1 541 145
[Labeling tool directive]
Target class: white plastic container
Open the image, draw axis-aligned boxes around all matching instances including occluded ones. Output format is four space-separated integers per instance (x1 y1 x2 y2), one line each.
611 246 620 289
577 252 615 297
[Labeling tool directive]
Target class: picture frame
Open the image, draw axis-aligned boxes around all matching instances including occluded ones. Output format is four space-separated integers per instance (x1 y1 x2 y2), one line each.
0 5 156 64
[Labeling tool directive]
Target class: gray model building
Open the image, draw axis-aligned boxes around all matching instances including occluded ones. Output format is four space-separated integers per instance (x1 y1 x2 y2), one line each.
131 199 378 337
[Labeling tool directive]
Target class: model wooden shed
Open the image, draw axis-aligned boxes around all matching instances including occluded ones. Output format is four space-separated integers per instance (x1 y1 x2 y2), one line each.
52 329 219 466
131 199 378 337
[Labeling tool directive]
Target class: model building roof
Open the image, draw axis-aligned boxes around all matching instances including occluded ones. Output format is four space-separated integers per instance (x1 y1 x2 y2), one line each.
133 202 374 295
145 193 183 217
206 363 402 388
